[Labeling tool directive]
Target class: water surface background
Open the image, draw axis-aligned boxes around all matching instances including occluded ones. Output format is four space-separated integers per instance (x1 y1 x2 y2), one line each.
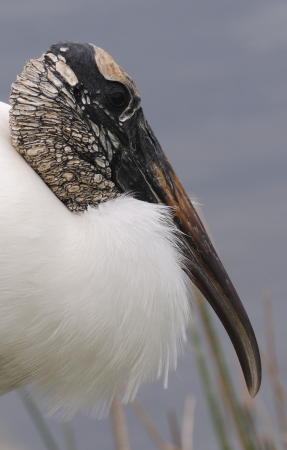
0 1 286 448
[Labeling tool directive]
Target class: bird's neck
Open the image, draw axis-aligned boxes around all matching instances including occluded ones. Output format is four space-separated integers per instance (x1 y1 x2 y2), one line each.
9 55 119 212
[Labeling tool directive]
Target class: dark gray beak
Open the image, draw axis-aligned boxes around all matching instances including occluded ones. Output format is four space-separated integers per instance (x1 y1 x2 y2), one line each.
113 109 261 397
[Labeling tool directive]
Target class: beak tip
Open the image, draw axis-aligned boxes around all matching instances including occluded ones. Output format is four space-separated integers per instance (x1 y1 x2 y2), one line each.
244 343 262 397
248 380 260 398
248 366 262 398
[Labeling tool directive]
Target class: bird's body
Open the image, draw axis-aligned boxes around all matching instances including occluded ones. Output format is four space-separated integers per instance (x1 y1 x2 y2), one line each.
0 101 189 416
0 42 261 416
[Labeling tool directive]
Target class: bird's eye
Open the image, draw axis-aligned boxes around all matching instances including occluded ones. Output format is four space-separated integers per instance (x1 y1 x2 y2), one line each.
106 83 130 111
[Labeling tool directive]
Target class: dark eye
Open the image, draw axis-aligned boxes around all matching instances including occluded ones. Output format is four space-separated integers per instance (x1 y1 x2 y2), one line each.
106 83 130 110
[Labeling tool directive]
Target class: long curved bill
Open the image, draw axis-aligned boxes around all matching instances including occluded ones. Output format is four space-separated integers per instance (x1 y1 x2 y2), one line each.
114 109 261 396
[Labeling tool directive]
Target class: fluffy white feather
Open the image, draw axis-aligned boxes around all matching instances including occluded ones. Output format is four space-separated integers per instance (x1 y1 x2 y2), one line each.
0 101 191 417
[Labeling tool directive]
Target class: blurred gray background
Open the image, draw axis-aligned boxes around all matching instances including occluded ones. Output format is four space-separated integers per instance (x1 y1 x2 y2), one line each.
0 0 286 449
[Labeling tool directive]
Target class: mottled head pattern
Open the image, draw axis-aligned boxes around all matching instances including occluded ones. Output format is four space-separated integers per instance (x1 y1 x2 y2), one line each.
9 42 141 212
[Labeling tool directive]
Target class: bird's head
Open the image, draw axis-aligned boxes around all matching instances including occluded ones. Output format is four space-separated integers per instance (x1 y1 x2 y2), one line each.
9 41 261 396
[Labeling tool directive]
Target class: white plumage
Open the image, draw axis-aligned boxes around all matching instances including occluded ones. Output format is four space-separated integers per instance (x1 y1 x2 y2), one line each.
0 101 190 417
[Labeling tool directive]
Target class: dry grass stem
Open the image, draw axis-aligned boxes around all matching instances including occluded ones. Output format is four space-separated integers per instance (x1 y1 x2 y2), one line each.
110 399 131 450
132 400 177 450
181 397 196 450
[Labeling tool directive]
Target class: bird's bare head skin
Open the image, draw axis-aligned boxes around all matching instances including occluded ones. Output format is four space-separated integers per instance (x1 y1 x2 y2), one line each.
9 42 141 212
9 41 261 396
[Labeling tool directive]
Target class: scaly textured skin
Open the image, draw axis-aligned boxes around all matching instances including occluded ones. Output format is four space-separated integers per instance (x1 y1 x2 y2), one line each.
10 54 120 212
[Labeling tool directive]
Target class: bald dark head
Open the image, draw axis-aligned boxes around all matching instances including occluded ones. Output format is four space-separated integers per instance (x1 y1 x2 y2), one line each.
46 41 140 123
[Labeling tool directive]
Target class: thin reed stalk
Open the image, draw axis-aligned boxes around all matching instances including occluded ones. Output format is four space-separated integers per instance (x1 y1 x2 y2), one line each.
132 400 176 450
110 399 131 450
189 319 233 450
264 298 287 448
18 389 60 450
194 289 259 449
167 410 182 448
181 397 195 450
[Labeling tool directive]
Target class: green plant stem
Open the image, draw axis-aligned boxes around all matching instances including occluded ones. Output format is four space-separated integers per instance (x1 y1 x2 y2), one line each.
190 321 233 450
18 389 60 450
194 290 258 450
167 410 182 448
264 298 287 449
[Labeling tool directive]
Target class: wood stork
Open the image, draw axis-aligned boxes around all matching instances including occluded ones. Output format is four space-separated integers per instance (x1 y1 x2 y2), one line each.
0 42 261 417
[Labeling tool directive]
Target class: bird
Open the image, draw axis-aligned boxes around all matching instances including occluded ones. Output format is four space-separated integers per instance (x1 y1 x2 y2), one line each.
0 41 261 417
